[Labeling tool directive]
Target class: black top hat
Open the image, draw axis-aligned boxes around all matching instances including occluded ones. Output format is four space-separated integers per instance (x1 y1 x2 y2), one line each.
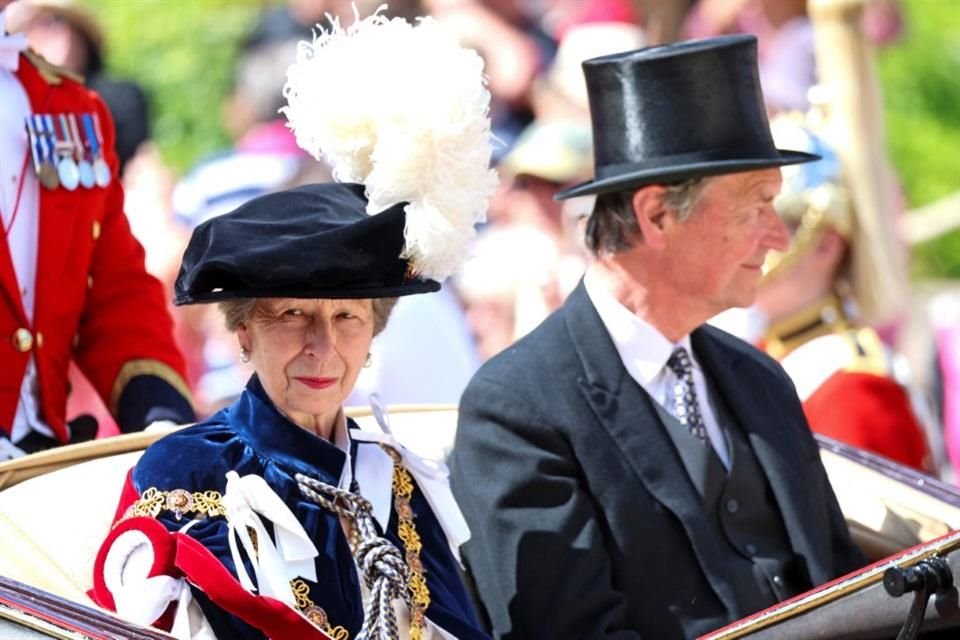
174 183 439 304
555 35 818 201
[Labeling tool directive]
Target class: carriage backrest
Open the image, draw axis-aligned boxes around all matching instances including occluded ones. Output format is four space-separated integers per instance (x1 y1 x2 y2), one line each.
0 406 460 604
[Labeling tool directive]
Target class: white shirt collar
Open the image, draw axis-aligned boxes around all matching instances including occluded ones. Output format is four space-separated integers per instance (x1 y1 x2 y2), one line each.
584 267 696 388
332 410 351 477
333 411 395 532
583 267 730 468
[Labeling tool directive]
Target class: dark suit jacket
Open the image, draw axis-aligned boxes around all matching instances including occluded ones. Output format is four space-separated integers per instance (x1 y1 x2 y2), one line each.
450 283 864 639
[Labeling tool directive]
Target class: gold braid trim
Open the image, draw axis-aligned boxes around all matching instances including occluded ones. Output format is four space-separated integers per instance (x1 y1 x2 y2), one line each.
109 359 195 417
24 49 84 85
120 487 226 523
291 578 350 639
764 293 850 359
382 446 431 639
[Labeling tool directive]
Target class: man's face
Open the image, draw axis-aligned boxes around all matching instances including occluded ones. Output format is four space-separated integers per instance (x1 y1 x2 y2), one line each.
659 168 789 317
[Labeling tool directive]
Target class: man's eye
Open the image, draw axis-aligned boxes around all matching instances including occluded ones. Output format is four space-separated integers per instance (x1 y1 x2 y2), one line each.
282 308 304 317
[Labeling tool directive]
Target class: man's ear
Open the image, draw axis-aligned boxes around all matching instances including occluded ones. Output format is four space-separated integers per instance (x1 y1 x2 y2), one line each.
632 186 669 250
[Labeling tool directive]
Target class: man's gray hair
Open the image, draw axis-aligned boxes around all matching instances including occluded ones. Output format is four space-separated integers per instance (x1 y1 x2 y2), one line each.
583 177 706 256
218 297 398 336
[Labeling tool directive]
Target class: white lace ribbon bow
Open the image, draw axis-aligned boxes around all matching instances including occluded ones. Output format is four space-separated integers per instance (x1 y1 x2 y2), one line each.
222 471 319 604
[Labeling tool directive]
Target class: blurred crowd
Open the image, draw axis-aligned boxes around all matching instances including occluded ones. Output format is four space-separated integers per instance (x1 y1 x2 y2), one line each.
8 0 960 478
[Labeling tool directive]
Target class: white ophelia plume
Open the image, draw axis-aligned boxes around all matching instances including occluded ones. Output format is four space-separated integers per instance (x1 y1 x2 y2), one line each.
281 8 498 281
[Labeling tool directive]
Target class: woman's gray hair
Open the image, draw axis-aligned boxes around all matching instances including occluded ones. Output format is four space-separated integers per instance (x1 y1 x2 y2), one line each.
218 297 399 336
370 297 399 335
219 298 257 332
584 177 706 256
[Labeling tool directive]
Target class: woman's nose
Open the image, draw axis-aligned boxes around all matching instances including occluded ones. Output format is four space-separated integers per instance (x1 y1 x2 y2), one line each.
303 323 335 358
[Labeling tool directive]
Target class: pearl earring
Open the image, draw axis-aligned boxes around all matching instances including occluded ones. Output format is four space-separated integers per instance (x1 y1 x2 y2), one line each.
239 348 250 363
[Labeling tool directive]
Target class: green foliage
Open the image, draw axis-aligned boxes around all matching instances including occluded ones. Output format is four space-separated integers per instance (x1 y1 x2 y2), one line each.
83 0 960 278
877 0 960 279
87 0 272 172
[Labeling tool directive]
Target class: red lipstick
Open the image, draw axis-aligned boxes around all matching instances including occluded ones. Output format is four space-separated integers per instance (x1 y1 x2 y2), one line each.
295 376 337 390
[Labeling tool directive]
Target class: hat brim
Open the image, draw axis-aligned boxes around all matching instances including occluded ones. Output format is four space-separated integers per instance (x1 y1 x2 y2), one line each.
554 149 818 200
12 1 104 53
174 280 440 306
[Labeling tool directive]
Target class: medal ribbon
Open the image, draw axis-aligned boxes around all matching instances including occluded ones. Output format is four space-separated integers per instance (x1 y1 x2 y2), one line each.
58 113 75 157
43 114 60 152
68 113 85 160
31 114 52 169
82 113 100 157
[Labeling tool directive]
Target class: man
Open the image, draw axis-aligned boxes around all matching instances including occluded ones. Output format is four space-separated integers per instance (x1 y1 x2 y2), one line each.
0 1 193 458
450 35 865 639
6 0 150 173
756 115 932 472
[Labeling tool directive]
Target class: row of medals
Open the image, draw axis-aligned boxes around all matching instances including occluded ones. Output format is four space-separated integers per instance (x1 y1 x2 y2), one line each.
24 112 112 191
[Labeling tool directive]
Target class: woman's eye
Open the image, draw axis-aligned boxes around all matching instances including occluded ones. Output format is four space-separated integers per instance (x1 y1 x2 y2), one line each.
282 308 304 317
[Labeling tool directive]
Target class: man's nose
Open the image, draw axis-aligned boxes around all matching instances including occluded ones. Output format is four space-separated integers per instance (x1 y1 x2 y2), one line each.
764 207 791 252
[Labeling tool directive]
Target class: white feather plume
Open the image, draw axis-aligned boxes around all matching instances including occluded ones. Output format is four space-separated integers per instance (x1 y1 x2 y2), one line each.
282 7 498 281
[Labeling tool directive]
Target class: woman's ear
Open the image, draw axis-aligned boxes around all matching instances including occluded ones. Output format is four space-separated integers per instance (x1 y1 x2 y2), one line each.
632 185 669 250
236 322 251 353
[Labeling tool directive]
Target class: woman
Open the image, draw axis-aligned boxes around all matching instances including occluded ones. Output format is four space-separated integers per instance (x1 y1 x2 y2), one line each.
91 183 489 640
92 9 496 639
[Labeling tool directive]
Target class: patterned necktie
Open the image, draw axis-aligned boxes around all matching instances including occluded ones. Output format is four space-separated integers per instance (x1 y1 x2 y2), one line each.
666 347 707 441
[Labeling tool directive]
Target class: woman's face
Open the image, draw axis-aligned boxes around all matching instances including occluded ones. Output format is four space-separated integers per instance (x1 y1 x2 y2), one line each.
237 298 375 437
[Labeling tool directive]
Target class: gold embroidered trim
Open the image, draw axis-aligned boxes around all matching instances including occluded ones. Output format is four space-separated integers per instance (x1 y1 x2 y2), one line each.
122 487 226 522
108 359 195 416
124 450 431 638
291 578 350 640
382 446 431 639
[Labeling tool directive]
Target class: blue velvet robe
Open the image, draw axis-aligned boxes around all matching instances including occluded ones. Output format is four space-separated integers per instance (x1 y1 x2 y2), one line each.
133 375 488 639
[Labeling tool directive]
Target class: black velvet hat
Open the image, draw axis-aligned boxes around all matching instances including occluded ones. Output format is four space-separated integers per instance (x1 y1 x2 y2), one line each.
173 182 440 304
555 34 818 200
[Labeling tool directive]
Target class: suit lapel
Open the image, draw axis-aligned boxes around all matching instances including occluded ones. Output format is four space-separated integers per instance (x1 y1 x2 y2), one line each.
563 283 739 613
692 327 826 568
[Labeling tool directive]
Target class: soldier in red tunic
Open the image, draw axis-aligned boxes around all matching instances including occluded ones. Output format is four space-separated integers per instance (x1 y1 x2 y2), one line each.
0 2 193 457
755 113 933 472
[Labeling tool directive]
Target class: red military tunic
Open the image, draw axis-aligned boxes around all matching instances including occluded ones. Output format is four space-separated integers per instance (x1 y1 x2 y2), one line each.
772 323 931 472
0 51 191 443
802 368 930 470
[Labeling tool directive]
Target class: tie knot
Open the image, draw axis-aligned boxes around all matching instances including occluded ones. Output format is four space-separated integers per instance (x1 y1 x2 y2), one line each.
667 347 693 379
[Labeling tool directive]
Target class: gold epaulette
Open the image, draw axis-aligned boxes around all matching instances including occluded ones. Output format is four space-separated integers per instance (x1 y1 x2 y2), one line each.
23 48 84 86
839 326 891 377
764 294 850 359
